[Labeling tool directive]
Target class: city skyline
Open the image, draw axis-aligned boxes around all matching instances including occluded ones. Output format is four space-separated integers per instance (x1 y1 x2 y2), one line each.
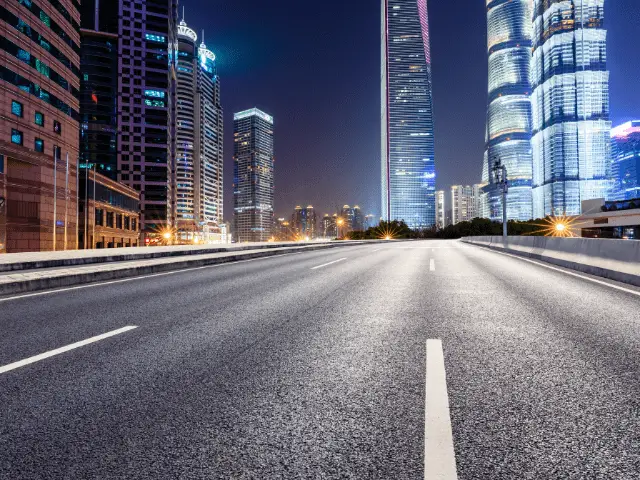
188 0 640 220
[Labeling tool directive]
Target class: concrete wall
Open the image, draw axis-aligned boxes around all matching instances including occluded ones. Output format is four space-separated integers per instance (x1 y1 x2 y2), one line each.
462 236 640 287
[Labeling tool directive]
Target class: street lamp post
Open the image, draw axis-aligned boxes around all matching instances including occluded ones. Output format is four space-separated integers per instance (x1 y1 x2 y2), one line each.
493 158 508 238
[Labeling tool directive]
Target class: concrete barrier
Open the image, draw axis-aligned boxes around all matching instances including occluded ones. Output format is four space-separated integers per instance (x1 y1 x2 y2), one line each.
462 236 640 287
0 241 385 295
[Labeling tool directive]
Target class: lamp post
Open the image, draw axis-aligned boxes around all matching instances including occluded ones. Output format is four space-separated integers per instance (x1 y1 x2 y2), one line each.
493 158 508 238
336 218 344 239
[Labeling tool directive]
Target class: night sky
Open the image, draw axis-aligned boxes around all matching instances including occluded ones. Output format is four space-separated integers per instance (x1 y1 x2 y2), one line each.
188 0 640 220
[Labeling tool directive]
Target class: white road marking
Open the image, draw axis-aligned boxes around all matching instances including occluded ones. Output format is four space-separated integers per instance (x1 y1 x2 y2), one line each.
0 251 309 303
425 339 458 480
430 259 435 271
310 258 347 270
371 248 383 252
0 326 138 374
472 245 640 298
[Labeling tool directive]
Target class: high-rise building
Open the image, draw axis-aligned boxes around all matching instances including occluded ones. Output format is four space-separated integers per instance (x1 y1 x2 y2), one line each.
322 213 338 238
381 0 436 228
364 214 377 230
352 205 364 231
483 0 534 221
435 190 445 229
79 0 119 178
1 0 81 252
174 16 223 243
451 185 479 225
291 205 317 239
340 205 355 231
531 0 613 217
116 0 178 239
611 121 640 201
233 108 274 242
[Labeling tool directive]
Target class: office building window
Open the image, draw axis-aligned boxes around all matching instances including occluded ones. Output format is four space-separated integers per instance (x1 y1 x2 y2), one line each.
35 111 44 126
53 120 61 134
53 145 61 159
0 154 4 174
11 129 23 145
11 100 23 117
34 138 44 152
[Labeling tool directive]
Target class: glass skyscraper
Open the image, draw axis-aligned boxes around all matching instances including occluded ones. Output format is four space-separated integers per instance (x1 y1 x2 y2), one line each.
611 121 640 201
381 0 436 228
174 17 224 243
233 108 274 243
531 0 613 217
483 0 534 221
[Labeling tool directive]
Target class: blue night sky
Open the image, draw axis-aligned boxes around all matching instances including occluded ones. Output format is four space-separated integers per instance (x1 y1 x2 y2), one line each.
188 0 640 220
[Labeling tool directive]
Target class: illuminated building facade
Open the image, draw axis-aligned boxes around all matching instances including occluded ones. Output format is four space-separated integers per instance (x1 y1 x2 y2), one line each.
1 0 81 252
531 0 613 216
116 0 178 237
174 17 224 243
483 0 534 221
381 0 436 228
233 108 274 242
611 121 640 201
291 205 317 239
451 185 479 225
435 190 445 229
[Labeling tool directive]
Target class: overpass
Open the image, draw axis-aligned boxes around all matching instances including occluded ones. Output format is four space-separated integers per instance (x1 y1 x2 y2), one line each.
0 239 638 478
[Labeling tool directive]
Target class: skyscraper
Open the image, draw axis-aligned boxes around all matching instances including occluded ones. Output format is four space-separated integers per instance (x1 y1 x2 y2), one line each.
381 0 436 228
291 205 317 239
116 0 178 239
435 190 445 229
174 16 224 243
484 0 534 221
611 121 640 201
1 0 81 252
79 0 119 178
233 108 274 242
531 0 612 217
451 185 478 225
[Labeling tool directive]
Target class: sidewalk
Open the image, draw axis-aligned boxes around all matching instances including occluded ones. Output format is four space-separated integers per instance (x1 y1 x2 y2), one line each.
0 242 361 296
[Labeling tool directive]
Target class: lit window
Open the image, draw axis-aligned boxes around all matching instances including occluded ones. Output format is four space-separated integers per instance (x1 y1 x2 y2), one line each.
11 129 24 146
144 89 165 98
53 120 61 134
11 100 23 117
145 33 166 43
34 138 44 152
35 111 44 126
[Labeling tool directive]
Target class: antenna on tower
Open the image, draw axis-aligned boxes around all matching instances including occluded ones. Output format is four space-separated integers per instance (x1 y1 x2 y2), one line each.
201 29 205 45
182 6 185 22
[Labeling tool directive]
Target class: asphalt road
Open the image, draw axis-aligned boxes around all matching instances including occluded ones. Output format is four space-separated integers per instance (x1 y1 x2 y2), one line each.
1 240 639 479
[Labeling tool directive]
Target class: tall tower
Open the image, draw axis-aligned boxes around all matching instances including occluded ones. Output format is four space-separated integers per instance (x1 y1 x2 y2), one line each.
173 17 224 243
381 0 436 229
197 36 224 237
484 0 534 221
233 108 274 242
117 0 178 239
531 0 612 216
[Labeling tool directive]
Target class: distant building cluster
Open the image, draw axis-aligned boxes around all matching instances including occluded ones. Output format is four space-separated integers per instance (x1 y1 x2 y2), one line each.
272 204 376 240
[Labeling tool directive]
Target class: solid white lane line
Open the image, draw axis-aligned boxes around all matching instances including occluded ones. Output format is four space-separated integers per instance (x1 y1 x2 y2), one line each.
0 326 138 374
429 259 435 271
371 248 383 252
310 258 347 270
0 251 310 303
473 245 640 298
425 339 458 480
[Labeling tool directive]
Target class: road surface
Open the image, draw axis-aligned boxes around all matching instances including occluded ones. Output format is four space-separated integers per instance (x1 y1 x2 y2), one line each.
1 240 639 479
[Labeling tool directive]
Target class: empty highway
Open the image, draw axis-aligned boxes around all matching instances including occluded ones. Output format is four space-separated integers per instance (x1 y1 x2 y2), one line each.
1 240 639 479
